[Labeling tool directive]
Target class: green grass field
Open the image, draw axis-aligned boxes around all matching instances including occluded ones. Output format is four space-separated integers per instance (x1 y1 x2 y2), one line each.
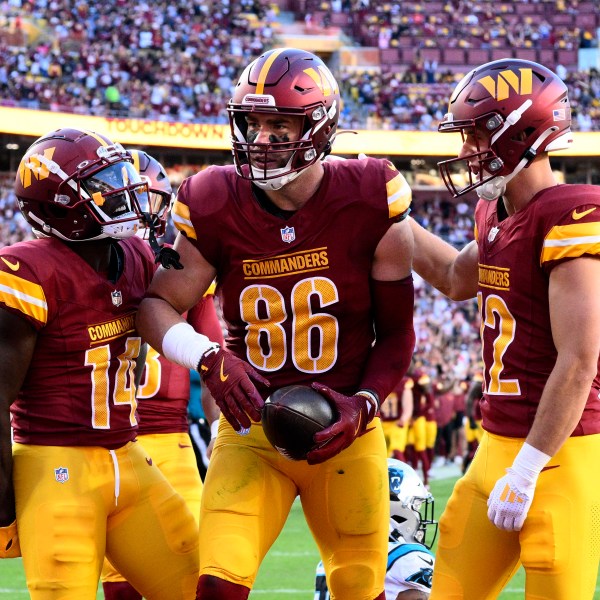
1 473 598 598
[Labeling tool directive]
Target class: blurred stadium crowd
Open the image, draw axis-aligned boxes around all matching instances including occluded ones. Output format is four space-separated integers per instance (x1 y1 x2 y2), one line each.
1 0 599 128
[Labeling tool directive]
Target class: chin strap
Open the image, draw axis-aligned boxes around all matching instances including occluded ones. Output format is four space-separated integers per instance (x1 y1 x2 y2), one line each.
144 215 183 270
477 125 559 201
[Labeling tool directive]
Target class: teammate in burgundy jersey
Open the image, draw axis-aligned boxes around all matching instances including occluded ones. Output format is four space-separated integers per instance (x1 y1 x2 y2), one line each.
137 49 416 600
411 59 600 599
0 129 199 599
380 377 413 462
100 151 223 600
405 370 435 486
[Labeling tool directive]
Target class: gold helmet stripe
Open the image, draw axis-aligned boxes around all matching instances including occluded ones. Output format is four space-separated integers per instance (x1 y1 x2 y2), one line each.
79 129 110 147
130 150 141 172
255 48 287 95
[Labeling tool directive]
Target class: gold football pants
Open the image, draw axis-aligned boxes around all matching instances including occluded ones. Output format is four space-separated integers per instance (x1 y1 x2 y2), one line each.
101 432 202 584
430 431 600 600
13 441 199 600
199 417 389 600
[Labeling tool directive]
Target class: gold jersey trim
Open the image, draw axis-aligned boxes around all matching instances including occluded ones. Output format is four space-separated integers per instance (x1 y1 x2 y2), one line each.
171 199 196 240
386 172 412 219
542 221 600 264
0 271 48 324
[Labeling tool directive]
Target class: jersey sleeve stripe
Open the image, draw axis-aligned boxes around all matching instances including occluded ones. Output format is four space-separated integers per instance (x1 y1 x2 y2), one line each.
0 272 48 324
541 222 600 263
171 199 197 240
387 173 412 219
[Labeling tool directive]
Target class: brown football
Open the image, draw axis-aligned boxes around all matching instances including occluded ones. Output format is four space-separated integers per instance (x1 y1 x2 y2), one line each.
261 385 335 460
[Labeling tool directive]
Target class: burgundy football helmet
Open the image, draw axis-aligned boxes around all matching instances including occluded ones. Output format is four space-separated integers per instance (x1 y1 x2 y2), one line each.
437 59 572 200
129 149 173 238
228 48 341 190
15 128 149 241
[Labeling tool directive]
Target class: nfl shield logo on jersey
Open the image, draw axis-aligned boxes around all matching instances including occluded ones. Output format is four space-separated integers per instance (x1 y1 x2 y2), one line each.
111 290 123 307
488 226 500 242
54 467 69 484
280 226 295 243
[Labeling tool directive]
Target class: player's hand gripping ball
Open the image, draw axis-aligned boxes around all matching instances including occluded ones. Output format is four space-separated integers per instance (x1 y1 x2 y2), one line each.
261 385 335 460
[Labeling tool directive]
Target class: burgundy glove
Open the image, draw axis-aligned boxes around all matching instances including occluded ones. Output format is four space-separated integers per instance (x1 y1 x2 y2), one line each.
306 383 376 465
198 347 269 433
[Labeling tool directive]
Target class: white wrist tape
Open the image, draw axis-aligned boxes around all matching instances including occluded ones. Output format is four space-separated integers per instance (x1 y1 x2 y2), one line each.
210 420 219 439
161 322 219 371
356 390 380 422
511 442 552 482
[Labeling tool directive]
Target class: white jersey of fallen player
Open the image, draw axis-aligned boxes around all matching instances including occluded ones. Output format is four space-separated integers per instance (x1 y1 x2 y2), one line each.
314 541 434 599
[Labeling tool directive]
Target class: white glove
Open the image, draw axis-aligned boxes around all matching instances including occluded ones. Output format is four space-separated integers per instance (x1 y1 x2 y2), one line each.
487 442 551 531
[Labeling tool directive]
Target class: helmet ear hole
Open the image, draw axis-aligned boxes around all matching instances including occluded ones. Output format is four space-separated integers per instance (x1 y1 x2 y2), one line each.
45 204 69 220
391 514 408 525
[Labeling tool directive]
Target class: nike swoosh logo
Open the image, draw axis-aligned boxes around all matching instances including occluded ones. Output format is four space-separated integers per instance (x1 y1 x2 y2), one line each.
572 207 597 220
419 556 434 566
145 457 153 466
219 358 229 382
541 464 560 472
178 443 191 448
1 257 20 271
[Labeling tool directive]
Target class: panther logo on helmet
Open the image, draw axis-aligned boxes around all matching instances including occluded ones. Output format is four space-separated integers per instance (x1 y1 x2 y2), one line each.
228 48 341 191
15 128 149 242
437 59 572 201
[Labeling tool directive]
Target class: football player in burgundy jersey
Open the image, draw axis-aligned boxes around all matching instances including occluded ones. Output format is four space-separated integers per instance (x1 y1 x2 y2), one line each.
0 129 199 599
100 151 223 600
380 377 413 463
410 59 600 599
405 369 435 486
136 48 416 600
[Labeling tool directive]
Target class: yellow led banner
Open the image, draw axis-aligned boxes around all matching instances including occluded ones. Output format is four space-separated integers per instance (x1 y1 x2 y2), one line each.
0 107 230 150
0 106 596 157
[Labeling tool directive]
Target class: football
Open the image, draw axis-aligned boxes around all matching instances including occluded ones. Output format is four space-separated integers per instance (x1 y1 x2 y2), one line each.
261 385 335 460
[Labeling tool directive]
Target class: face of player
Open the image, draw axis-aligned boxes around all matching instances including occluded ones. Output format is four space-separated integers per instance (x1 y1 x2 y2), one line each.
459 127 491 178
245 112 305 171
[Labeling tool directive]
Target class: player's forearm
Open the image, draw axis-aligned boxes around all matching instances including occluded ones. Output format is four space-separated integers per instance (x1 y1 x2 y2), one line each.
526 353 596 456
136 297 189 353
409 217 477 300
360 276 416 402
200 381 221 427
400 390 413 423
0 407 15 526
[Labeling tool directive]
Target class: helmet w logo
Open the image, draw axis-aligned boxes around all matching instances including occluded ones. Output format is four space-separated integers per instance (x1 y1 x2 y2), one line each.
477 68 533 101
18 147 56 189
303 66 339 97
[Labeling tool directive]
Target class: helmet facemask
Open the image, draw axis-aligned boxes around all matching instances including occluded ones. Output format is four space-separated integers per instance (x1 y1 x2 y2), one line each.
81 161 149 239
136 176 173 240
229 104 329 191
